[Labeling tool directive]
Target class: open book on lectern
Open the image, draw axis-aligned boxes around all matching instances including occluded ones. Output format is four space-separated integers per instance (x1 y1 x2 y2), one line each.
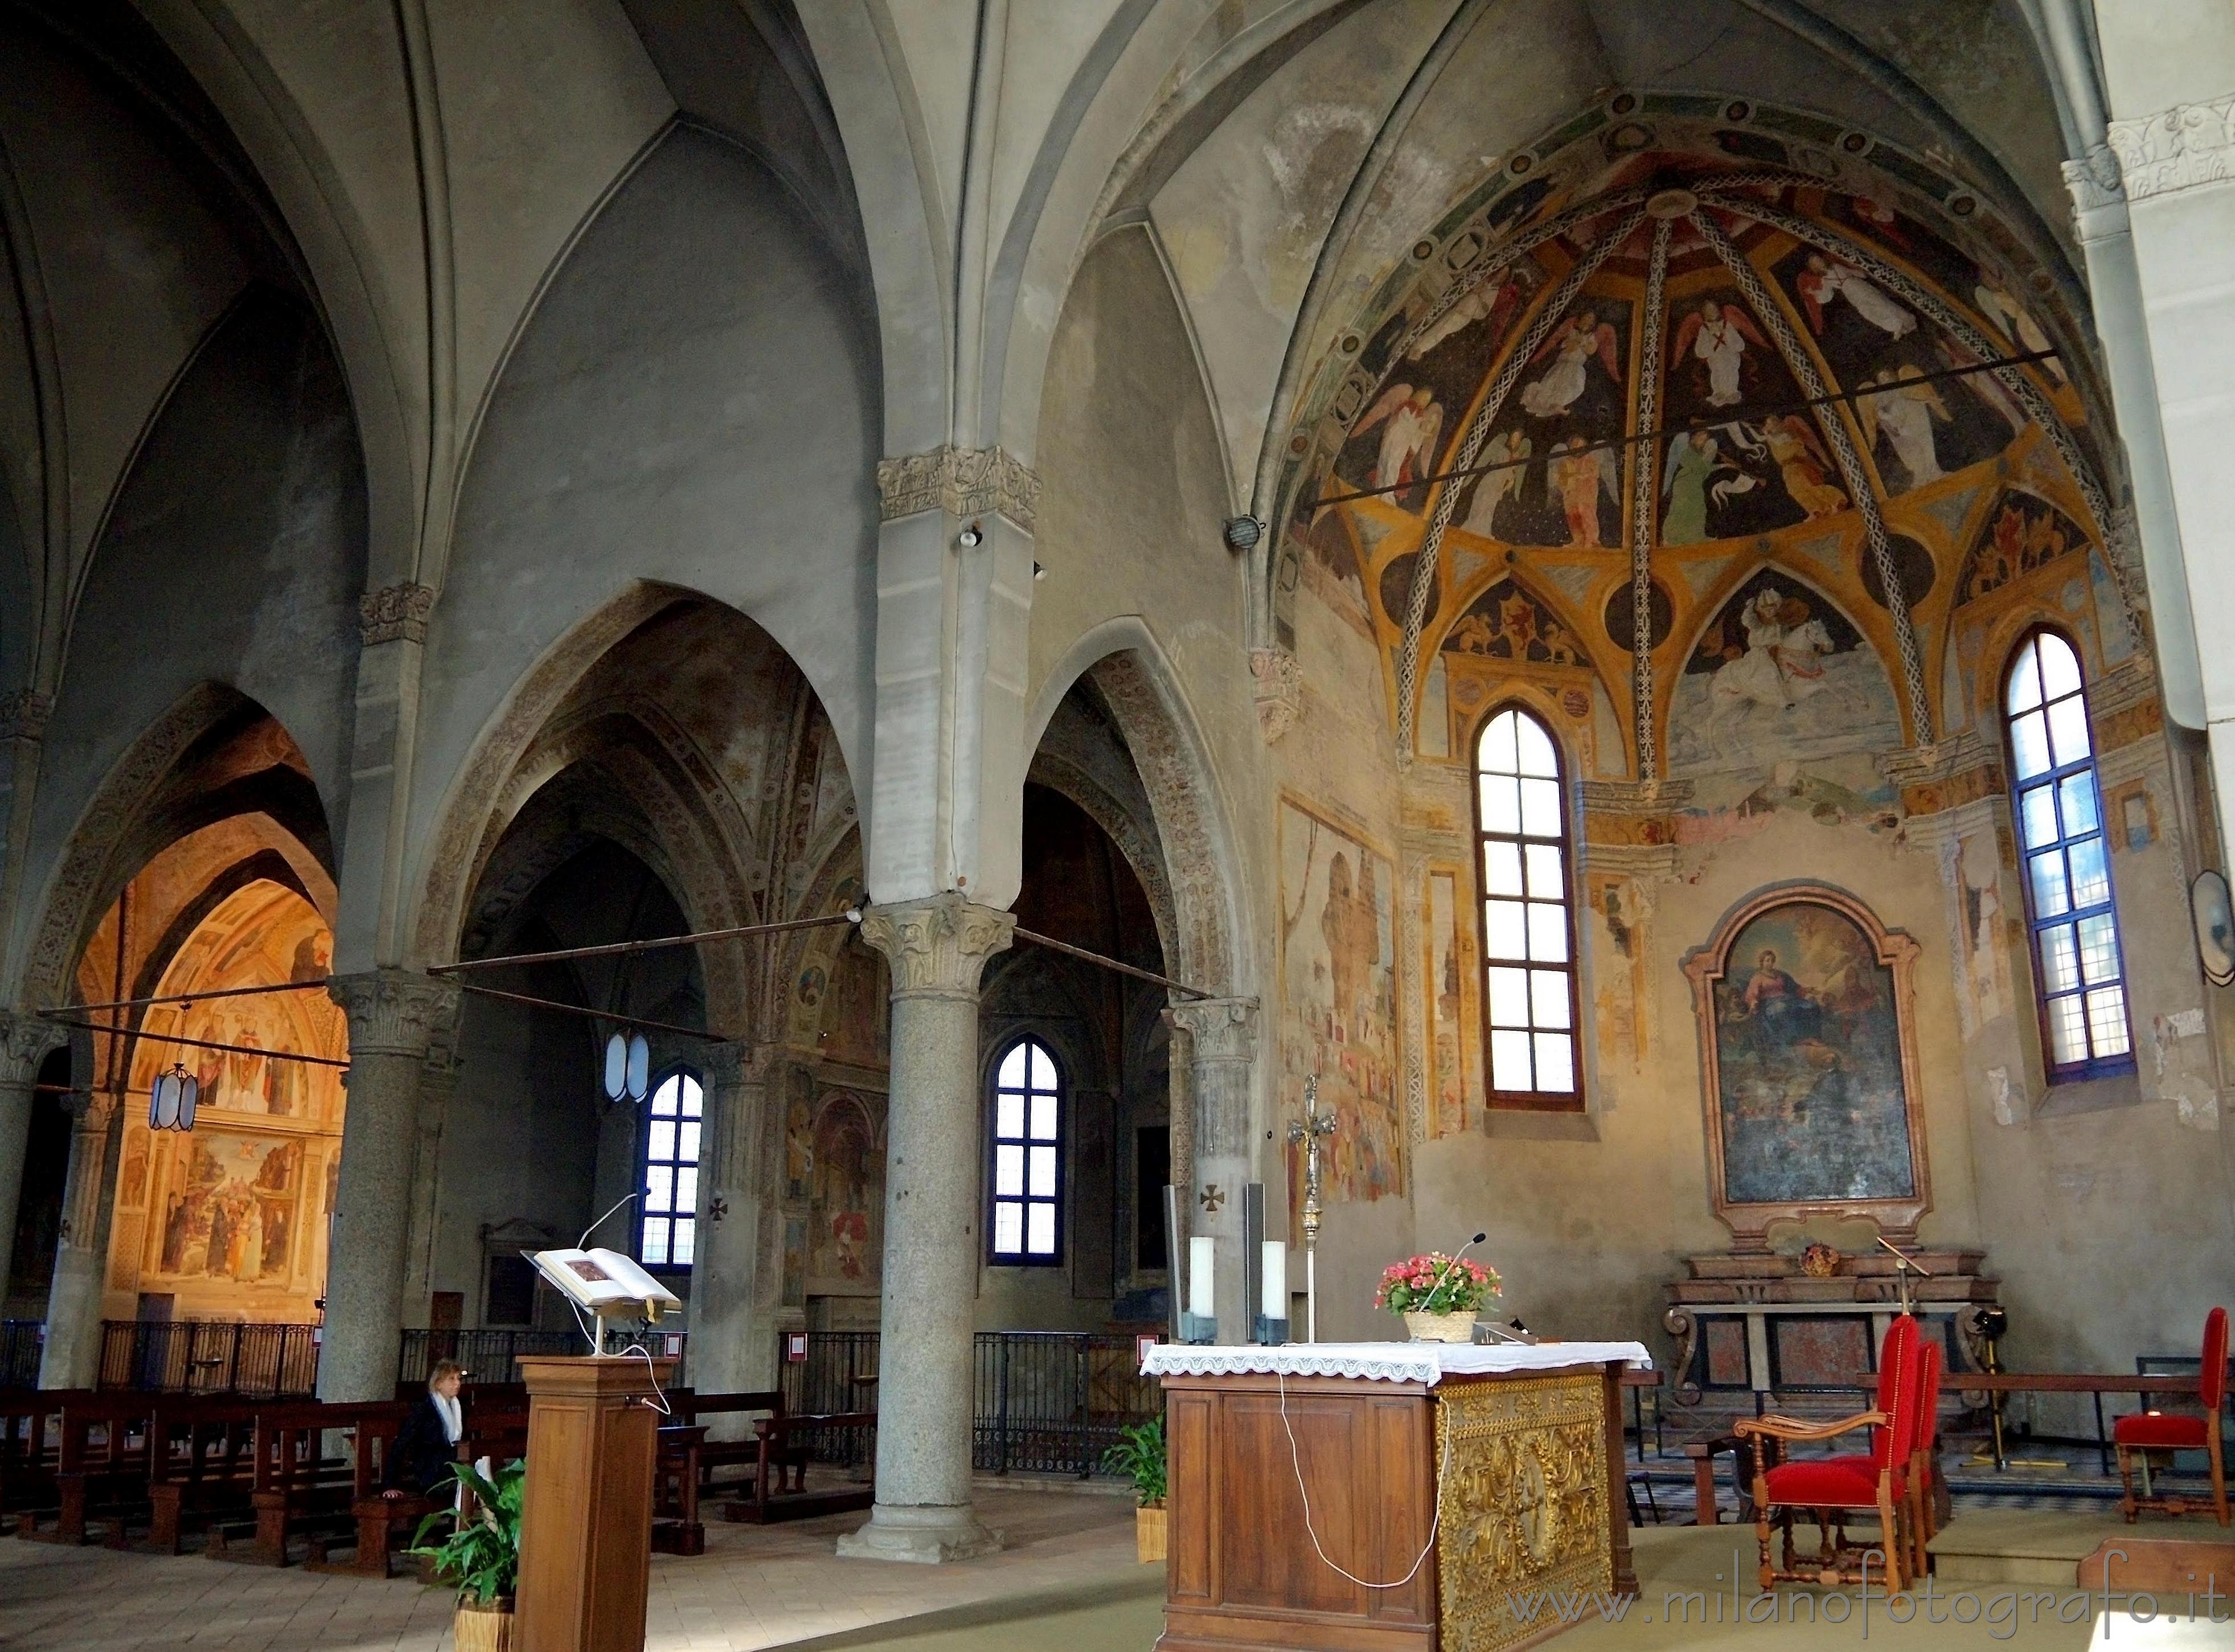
530 1247 682 1321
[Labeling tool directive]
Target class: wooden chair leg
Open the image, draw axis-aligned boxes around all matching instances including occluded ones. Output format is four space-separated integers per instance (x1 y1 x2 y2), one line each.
1752 1468 1775 1590
2117 1443 2140 1523
2210 1433 2228 1528
1876 1483 1905 1593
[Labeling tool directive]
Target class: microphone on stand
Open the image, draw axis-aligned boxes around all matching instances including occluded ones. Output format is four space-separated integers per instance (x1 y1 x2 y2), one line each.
1429 1232 1489 1298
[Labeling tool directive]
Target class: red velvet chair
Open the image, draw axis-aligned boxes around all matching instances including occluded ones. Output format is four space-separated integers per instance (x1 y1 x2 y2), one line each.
1904 1339 1943 1577
2115 1306 2229 1527
1737 1315 1919 1592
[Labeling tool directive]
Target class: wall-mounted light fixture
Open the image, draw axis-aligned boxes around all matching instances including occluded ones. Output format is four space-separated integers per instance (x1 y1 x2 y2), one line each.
958 520 983 548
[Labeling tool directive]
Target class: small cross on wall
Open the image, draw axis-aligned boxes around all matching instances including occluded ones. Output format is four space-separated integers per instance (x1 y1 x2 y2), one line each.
1199 1184 1225 1214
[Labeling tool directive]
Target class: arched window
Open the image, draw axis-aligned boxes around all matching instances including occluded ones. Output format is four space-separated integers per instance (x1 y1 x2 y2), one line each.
1474 706 1581 1107
641 1069 704 1266
2004 630 2132 1078
989 1037 1063 1264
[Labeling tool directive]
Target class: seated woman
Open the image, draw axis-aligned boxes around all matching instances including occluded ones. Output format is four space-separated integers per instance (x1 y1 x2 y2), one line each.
384 1359 468 1499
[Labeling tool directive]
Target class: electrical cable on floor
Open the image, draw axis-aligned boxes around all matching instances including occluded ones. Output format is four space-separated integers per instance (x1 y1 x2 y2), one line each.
1278 1367 1447 1589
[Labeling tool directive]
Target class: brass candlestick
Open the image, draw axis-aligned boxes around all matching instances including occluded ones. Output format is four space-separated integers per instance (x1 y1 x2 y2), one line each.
1287 1075 1336 1343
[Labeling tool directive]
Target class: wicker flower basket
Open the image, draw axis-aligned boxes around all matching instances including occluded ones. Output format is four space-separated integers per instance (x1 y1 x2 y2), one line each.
1136 1502 1168 1564
453 1599 515 1652
1403 1310 1478 1343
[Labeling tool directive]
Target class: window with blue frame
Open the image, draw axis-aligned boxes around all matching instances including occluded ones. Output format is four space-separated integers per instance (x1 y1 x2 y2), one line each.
2003 630 2133 1079
641 1070 704 1266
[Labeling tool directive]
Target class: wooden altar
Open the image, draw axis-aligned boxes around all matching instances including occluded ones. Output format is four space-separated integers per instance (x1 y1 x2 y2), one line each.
1142 1342 1650 1652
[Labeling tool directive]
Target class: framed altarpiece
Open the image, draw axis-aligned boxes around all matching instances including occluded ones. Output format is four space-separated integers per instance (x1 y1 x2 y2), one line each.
1682 886 1930 1251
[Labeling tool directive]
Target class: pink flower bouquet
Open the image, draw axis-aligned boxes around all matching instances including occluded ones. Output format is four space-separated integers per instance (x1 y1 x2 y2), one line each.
1375 1252 1501 1317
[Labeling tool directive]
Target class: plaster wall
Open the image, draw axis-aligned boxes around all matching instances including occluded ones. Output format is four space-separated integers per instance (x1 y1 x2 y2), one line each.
411 125 881 964
433 996 600 1327
1030 224 1267 990
8 297 366 993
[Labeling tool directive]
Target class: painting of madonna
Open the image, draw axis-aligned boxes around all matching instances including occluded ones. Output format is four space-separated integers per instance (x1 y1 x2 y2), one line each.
1711 901 1914 1205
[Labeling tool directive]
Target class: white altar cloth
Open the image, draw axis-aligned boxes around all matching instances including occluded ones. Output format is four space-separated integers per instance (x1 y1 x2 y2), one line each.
1139 1340 1652 1384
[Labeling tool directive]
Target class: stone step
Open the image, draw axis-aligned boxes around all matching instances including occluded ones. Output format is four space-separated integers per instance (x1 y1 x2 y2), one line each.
1929 1509 2229 1588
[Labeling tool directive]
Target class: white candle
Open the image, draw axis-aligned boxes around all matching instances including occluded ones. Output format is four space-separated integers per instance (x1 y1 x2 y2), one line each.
1261 1242 1287 1313
1188 1236 1215 1319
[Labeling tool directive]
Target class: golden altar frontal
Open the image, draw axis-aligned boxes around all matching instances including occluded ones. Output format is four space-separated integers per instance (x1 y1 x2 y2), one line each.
1142 1342 1650 1652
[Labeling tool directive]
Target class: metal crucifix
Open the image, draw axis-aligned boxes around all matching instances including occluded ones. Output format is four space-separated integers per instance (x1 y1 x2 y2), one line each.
1287 1075 1337 1343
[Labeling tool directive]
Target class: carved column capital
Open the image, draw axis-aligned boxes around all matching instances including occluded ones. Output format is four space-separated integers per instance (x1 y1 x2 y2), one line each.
2106 96 2235 203
61 1088 121 1129
703 1039 776 1092
1163 997 1259 1067
858 894 1015 997
1249 648 1301 744
0 690 54 743
326 970 459 1060
358 582 437 645
876 446 1041 531
0 1010 67 1083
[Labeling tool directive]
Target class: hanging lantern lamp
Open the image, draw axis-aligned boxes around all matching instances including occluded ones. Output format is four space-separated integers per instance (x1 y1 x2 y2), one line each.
149 1063 199 1132
602 1031 650 1103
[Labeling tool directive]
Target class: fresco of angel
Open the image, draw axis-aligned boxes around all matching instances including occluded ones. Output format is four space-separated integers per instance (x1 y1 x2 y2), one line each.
1519 309 1621 419
1756 415 1847 518
1671 297 1769 408
1459 429 1531 535
1409 270 1528 359
1354 383 1444 493
1857 367 1952 487
1795 253 1916 341
1932 335 2025 436
1549 434 1618 548
1974 279 2066 383
1661 428 1745 544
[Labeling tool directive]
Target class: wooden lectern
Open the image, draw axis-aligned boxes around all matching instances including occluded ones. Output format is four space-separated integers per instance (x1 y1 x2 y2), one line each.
516 1356 674 1652
1143 1342 1648 1652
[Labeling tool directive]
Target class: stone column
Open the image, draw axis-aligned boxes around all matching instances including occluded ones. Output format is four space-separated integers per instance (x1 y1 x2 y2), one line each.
321 970 458 1401
397 1028 459 1327
0 1010 66 1297
1162 999 1258 1334
687 1041 780 1400
836 893 1014 1564
39 1089 121 1388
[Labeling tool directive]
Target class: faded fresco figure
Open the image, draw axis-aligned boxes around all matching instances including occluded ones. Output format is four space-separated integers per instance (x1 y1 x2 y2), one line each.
1280 805 1402 1207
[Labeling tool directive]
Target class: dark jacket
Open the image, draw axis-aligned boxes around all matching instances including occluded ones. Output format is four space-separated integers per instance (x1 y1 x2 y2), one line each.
387 1393 461 1497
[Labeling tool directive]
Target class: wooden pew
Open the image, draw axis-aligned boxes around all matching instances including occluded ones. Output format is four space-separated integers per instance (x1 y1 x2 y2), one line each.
19 1391 160 1544
144 1397 260 1553
651 1425 707 1556
0 1388 75 1517
309 1397 530 1579
672 1389 788 1497
205 1400 407 1567
721 1412 876 1524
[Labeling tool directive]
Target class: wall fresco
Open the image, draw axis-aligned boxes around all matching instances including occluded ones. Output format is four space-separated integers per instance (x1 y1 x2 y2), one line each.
1279 799 1402 1201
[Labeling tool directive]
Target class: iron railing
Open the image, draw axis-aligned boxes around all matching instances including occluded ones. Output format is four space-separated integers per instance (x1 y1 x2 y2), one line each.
0 1321 43 1386
96 1321 319 1397
781 1330 1159 1478
397 1326 688 1387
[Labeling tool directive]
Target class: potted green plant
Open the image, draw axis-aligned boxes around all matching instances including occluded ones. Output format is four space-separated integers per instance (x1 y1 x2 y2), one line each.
409 1460 526 1652
1376 1252 1501 1342
1101 1417 1168 1563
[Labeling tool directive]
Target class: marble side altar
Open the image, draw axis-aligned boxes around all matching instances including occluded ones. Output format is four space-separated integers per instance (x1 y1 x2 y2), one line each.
1663 1249 2001 1404
1142 1341 1651 1652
